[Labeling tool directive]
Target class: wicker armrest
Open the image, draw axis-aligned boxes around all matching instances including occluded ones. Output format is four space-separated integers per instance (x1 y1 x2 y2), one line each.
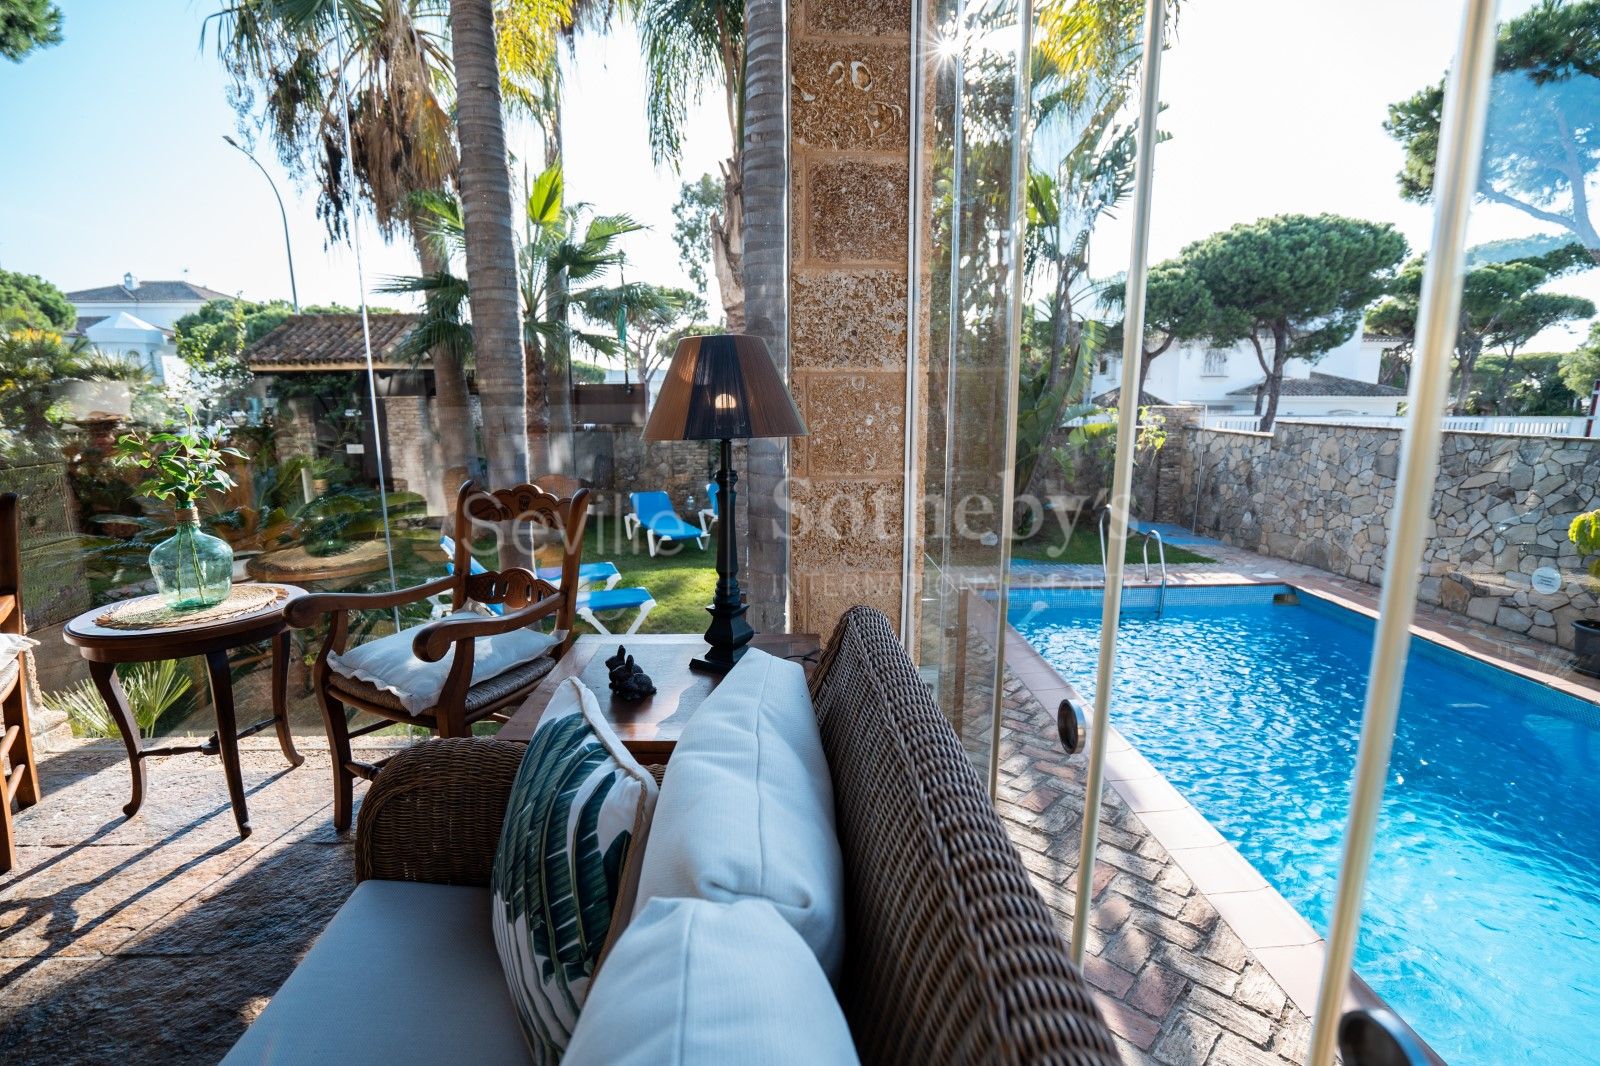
355 737 524 886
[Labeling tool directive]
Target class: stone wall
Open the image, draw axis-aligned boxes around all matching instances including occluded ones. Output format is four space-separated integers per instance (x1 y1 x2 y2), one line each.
572 426 721 513
1158 420 1600 650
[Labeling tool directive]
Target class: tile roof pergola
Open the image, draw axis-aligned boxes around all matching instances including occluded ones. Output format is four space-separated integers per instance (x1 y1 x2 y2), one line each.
244 313 424 372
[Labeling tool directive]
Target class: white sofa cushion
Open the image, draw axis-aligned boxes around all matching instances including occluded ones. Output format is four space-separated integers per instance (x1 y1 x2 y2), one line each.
327 612 556 715
491 678 658 1063
565 897 859 1066
633 649 845 979
222 880 529 1064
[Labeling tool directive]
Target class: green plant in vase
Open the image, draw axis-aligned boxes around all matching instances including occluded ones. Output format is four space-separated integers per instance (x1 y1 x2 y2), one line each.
114 420 246 610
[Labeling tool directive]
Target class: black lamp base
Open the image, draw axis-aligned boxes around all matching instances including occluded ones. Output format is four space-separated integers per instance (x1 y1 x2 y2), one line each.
691 437 756 675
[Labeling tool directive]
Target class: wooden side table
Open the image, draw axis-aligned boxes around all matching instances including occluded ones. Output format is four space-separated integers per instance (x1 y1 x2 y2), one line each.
62 583 307 839
499 633 822 762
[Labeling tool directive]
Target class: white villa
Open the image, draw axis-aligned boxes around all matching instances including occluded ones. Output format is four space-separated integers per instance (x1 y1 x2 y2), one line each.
1093 331 1406 418
65 273 234 384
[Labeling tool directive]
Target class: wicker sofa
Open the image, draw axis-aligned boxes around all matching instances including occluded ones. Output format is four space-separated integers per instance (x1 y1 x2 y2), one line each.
227 606 1121 1063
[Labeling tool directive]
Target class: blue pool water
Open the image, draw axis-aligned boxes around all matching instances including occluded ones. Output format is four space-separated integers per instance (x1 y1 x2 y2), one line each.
1010 585 1600 1065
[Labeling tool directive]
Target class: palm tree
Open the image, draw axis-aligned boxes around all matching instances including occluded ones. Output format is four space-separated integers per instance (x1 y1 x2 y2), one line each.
381 169 641 435
449 0 532 487
580 280 703 387
639 0 746 327
209 0 476 504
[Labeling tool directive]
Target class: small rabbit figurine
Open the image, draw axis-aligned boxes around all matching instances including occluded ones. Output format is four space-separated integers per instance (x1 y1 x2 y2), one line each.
605 645 657 701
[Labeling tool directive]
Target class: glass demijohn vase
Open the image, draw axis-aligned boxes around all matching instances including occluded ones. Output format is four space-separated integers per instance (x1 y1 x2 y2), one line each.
150 508 234 610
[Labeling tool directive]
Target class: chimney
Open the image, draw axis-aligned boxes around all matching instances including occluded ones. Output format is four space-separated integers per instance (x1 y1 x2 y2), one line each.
122 272 137 295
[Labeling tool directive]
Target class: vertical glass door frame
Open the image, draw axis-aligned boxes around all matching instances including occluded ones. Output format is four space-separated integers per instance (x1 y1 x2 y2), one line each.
1307 1 1501 1061
904 0 1036 795
1069 0 1167 965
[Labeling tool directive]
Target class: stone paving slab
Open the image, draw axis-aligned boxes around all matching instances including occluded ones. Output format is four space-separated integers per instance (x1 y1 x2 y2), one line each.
0 740 386 1065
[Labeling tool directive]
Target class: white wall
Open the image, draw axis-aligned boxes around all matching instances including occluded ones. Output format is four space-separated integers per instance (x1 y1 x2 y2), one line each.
1095 331 1397 415
72 298 208 332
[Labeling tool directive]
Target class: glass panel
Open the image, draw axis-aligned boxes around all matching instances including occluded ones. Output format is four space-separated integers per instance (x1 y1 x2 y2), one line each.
913 0 1034 780
0 4 426 743
1357 3 1600 1058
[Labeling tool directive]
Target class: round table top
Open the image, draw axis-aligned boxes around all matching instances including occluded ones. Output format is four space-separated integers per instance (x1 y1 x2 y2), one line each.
63 583 306 653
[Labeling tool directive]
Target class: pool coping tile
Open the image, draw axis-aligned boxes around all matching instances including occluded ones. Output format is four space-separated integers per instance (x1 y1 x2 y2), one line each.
1164 845 1270 895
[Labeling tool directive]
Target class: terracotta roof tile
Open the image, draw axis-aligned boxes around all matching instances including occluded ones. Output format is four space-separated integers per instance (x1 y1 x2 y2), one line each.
244 313 423 371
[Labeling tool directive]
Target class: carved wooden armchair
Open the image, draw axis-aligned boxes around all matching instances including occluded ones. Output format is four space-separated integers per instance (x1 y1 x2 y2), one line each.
285 481 589 830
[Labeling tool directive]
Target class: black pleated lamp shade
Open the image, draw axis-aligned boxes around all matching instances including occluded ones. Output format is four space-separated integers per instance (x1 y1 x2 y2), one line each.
642 333 809 442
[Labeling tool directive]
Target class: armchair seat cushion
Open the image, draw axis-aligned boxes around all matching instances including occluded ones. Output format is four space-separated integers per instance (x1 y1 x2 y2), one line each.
327 612 558 715
329 652 557 716
222 880 529 1065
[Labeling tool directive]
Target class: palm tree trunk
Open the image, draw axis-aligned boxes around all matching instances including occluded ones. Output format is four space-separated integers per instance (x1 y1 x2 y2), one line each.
449 0 534 495
411 229 473 516
738 0 787 631
714 158 745 329
545 271 574 473
713 19 746 330
536 82 570 471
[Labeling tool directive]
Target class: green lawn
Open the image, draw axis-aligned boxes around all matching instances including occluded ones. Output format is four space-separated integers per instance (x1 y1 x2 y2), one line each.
576 515 716 635
1010 524 1213 565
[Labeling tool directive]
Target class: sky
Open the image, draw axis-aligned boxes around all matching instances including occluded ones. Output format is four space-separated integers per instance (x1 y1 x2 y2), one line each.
0 1 1593 354
0 1 729 318
1089 0 1599 353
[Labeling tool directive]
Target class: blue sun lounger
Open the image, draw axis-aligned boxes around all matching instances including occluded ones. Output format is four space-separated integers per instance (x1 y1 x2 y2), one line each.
579 586 657 636
623 491 708 556
438 531 643 630
697 481 720 535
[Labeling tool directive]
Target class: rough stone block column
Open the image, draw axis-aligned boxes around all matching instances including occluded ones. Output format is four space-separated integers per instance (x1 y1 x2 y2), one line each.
788 0 914 638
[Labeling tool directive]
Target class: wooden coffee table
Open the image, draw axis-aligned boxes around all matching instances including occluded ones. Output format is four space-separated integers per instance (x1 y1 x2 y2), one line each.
62 583 306 838
499 633 822 762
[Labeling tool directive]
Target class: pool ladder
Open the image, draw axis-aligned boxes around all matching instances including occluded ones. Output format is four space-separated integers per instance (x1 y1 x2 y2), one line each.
1099 511 1169 617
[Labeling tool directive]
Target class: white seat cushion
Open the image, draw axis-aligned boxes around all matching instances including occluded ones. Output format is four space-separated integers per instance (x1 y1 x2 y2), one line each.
633 649 845 979
564 897 859 1066
327 612 556 715
222 880 529 1065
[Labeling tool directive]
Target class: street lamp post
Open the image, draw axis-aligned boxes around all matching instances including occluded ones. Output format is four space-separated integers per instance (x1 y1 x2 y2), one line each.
223 135 299 312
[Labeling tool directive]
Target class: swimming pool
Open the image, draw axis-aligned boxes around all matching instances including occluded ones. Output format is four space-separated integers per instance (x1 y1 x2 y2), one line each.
1010 584 1600 1066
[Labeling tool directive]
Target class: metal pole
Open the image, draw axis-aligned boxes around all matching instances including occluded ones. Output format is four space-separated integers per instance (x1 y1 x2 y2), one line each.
331 19 401 628
1585 376 1598 438
1307 1 1500 1061
223 135 300 311
1070 0 1165 966
988 0 1036 799
900 0 928 649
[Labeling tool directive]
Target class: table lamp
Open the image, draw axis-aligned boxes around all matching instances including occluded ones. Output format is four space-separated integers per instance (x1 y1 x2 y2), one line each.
642 334 808 673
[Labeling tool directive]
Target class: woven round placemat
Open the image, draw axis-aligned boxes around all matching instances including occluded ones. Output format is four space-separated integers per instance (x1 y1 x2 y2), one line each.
95 584 288 631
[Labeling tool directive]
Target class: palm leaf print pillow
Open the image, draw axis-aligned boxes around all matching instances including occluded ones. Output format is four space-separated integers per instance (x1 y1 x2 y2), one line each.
491 678 658 1062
